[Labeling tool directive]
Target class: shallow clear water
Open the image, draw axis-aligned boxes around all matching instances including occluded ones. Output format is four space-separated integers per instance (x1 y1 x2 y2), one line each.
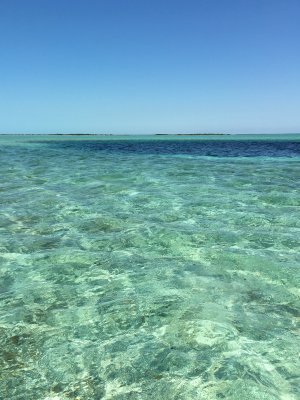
0 135 300 400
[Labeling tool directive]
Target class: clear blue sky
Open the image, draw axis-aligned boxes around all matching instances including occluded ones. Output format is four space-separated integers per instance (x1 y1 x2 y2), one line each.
0 0 299 134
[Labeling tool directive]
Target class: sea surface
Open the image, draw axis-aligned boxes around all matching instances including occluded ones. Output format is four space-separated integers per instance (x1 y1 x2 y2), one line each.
0 134 300 400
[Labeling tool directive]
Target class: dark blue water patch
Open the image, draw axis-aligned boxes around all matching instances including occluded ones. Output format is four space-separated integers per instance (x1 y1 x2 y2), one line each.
31 139 300 157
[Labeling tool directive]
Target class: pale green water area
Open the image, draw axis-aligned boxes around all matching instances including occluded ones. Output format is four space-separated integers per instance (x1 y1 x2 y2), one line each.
0 134 300 400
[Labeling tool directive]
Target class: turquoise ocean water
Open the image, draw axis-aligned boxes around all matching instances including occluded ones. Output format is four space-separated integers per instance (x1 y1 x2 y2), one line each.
0 134 300 399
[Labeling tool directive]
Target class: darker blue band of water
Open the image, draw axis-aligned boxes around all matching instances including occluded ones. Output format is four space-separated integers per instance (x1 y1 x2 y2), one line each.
31 139 300 158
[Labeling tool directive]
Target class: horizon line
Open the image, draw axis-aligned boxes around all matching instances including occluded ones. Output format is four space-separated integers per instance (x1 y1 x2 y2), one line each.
1 132 300 136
